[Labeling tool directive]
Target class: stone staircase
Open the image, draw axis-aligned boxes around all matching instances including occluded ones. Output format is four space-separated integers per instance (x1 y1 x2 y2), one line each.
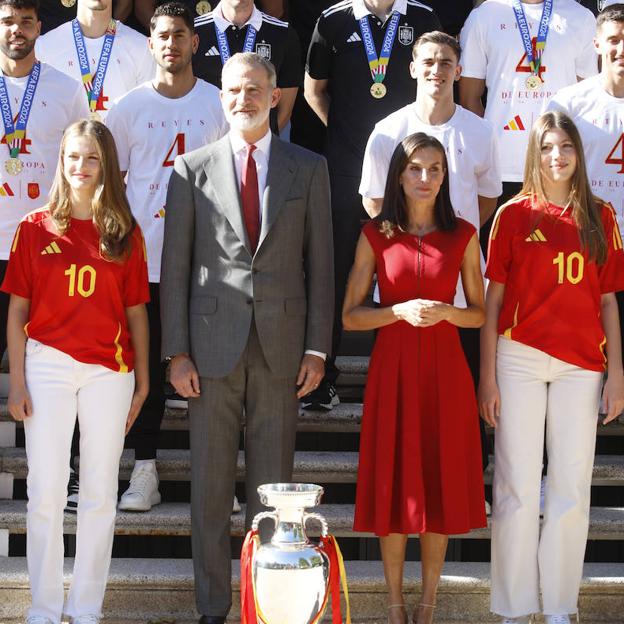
1 355 624 623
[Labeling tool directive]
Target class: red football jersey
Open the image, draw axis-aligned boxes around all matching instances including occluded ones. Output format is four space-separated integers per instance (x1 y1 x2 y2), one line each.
2 208 150 372
486 195 624 372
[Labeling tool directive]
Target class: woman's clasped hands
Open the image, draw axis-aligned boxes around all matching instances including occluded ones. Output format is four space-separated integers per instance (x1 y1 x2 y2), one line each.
392 298 450 327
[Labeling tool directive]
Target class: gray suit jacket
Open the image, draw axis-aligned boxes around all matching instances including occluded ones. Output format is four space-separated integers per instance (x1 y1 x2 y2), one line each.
160 134 334 379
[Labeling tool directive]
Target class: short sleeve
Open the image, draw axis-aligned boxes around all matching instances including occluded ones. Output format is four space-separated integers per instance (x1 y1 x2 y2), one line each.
359 127 395 199
575 12 599 80
475 124 502 199
485 204 514 284
1 221 33 299
459 8 486 80
598 204 624 294
306 15 331 79
105 101 130 172
123 226 150 306
277 26 303 88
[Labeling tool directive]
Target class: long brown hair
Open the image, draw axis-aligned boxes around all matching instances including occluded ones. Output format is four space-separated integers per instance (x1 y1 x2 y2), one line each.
377 132 456 233
521 111 607 264
48 120 135 261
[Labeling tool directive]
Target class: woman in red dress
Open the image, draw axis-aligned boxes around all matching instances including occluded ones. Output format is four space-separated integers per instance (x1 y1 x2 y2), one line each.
343 133 487 624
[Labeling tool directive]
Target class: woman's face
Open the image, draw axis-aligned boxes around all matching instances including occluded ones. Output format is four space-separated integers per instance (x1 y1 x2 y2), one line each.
63 134 102 196
539 127 578 189
399 146 446 204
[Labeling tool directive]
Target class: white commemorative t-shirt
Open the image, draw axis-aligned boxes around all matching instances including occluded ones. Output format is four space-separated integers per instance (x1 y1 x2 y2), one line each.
548 76 624 234
460 0 597 182
106 79 228 282
0 64 88 259
360 104 501 306
36 20 155 121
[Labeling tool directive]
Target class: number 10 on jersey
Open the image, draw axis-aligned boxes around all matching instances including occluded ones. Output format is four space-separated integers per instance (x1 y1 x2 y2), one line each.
552 251 584 285
64 263 97 297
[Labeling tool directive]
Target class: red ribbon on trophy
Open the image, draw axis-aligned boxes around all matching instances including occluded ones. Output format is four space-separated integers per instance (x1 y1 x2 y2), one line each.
241 529 351 624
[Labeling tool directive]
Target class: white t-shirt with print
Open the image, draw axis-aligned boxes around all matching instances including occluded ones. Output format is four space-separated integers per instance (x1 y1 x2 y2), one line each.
0 64 88 258
36 20 155 121
549 76 624 235
106 79 228 282
460 0 597 182
360 104 501 306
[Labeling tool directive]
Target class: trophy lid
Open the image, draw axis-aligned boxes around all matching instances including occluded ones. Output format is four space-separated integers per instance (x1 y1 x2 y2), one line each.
257 483 324 509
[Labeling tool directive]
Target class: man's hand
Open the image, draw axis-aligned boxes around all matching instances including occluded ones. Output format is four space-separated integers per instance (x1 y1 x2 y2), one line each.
170 354 201 398
296 354 325 399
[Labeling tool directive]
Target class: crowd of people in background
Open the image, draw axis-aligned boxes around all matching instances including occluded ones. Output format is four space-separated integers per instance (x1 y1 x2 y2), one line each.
0 0 623 623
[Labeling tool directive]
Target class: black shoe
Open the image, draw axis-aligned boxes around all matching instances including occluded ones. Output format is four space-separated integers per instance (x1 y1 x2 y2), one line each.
65 467 79 513
199 617 226 624
300 380 340 411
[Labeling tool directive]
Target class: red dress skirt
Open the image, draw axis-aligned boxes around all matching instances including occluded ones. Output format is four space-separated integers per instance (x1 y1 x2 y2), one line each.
353 219 487 536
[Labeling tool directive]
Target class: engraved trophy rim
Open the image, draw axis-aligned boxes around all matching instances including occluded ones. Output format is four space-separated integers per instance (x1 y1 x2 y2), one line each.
257 482 324 508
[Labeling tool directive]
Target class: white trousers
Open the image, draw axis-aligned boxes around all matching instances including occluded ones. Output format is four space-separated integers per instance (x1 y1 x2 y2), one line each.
490 338 601 618
23 340 134 623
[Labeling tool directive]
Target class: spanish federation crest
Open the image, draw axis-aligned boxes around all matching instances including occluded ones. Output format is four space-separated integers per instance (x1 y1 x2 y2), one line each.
255 43 271 60
398 25 414 46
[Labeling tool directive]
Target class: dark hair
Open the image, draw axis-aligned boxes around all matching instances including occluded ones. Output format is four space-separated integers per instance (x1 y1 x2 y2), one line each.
412 30 461 63
597 4 624 28
150 1 194 33
377 133 456 233
0 0 39 18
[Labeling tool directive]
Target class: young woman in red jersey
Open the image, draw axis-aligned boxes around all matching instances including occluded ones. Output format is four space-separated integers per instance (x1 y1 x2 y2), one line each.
2 120 149 624
479 111 624 624
344 133 487 624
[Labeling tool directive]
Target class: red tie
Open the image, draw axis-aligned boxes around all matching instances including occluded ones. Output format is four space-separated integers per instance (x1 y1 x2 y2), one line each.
241 144 260 252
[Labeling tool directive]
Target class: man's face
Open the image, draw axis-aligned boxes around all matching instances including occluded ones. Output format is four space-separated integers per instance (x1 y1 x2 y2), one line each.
595 20 624 80
409 42 461 97
149 15 198 74
0 6 39 61
220 62 280 133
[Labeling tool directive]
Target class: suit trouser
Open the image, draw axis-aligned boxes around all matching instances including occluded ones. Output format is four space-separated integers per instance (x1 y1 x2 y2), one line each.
491 338 601 618
188 321 298 617
23 339 134 623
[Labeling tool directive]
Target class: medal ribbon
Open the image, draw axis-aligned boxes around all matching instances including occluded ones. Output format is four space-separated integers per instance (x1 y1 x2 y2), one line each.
215 23 257 65
0 61 41 159
511 0 553 79
358 11 400 84
72 18 117 113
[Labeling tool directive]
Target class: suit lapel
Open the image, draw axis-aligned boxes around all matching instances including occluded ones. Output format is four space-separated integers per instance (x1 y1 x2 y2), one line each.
258 137 296 250
204 136 251 253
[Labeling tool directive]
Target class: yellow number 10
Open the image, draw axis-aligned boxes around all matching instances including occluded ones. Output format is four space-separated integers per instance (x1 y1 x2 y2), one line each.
64 264 97 297
552 251 584 285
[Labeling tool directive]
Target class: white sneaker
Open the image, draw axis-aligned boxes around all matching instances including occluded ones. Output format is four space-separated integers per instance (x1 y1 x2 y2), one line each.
118 460 161 512
540 475 547 515
232 495 241 514
70 616 101 624
545 616 571 624
26 617 54 624
485 500 492 516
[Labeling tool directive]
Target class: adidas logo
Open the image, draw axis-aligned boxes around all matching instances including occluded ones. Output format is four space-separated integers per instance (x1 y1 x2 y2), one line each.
41 241 62 255
525 229 546 242
504 115 526 131
205 45 220 57
0 182 14 197
347 32 362 43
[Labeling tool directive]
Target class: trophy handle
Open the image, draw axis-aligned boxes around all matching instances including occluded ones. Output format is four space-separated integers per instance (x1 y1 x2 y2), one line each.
303 512 328 538
251 511 278 531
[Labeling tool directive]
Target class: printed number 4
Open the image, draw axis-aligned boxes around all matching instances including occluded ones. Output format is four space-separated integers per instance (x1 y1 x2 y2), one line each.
605 133 624 174
64 264 96 297
552 252 584 285
163 133 186 167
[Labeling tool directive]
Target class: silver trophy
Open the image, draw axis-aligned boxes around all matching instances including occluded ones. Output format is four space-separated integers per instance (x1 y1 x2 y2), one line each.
251 483 331 624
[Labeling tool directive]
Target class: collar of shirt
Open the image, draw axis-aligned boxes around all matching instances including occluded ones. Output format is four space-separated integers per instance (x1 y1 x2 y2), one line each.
213 1 263 32
352 0 407 20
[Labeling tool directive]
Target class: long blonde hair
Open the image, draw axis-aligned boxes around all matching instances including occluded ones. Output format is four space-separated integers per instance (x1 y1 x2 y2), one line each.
48 120 135 261
521 111 607 264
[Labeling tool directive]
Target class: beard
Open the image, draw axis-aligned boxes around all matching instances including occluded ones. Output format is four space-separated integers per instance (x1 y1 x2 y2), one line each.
1 37 36 60
225 108 268 132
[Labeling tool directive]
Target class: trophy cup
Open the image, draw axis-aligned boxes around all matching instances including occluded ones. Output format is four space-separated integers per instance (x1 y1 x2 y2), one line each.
240 483 350 624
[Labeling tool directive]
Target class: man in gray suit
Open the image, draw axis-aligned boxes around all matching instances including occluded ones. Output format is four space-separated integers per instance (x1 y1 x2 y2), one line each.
160 52 333 624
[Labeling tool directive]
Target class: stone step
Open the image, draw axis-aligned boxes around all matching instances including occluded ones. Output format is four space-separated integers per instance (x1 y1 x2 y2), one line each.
2 500 624 541
2 448 624 486
1 558 622 622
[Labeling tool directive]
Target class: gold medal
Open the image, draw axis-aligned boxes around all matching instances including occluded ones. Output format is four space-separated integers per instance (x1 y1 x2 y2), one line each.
5 157 22 175
195 1 211 15
370 82 387 99
525 75 543 90
61 0 76 7
89 111 102 122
